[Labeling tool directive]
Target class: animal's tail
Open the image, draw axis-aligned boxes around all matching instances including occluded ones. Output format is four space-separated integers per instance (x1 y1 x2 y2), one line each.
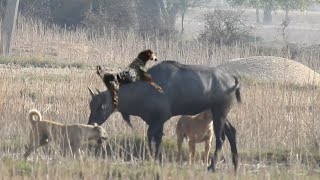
28 109 42 123
232 76 241 103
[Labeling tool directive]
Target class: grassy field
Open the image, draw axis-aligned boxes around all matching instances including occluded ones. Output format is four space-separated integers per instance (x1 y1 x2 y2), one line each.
0 17 320 179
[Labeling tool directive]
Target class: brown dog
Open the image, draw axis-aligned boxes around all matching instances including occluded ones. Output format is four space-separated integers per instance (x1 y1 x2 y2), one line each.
96 49 164 111
176 110 213 165
23 109 107 159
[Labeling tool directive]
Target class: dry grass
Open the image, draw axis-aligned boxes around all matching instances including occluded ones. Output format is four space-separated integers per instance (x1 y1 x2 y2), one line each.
0 16 320 179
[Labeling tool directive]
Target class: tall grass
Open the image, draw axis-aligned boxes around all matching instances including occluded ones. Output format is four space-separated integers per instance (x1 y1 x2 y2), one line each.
0 16 319 179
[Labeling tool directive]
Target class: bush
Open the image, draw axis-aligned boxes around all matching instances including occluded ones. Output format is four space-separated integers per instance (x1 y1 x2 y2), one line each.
199 10 255 45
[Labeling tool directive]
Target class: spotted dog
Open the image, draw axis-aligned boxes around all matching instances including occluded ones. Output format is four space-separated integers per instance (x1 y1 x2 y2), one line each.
96 49 164 111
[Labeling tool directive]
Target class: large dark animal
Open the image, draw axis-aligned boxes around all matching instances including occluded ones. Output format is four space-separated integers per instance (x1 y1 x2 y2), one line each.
88 60 241 172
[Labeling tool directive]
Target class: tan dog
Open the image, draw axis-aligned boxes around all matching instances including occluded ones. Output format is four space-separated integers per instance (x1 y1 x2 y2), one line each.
23 109 107 159
176 110 213 165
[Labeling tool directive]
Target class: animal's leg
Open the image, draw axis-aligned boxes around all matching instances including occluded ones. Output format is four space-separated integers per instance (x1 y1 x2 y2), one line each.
141 72 164 93
71 142 81 158
224 119 239 173
208 108 226 172
177 134 184 163
154 125 164 162
147 122 164 162
94 139 105 158
23 132 48 160
24 145 36 160
204 138 212 166
188 141 195 164
99 72 119 111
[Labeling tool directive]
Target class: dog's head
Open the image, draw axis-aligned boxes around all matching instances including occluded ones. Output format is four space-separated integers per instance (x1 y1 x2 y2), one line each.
137 49 157 62
92 123 108 141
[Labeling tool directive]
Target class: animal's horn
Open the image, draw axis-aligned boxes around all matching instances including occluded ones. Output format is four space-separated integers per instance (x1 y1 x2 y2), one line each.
95 88 101 94
88 87 95 97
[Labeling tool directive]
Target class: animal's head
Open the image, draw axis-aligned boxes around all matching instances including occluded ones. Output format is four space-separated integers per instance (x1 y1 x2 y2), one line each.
91 123 108 140
137 49 157 62
87 87 114 126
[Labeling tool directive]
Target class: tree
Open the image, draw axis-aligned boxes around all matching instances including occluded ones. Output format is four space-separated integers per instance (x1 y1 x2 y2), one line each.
276 0 316 21
1 0 19 55
175 0 208 34
200 10 254 45
263 0 272 24
227 0 320 24
227 0 264 23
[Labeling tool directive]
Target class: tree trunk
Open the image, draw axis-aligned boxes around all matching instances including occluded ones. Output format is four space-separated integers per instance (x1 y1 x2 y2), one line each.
285 2 289 21
1 0 19 55
263 0 272 24
181 12 185 34
256 7 260 23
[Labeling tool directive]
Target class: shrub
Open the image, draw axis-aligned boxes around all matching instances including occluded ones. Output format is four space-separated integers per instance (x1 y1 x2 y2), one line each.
199 9 255 45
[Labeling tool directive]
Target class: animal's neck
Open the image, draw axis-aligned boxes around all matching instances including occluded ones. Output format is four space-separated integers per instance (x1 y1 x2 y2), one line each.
79 125 96 139
135 57 147 65
200 110 212 122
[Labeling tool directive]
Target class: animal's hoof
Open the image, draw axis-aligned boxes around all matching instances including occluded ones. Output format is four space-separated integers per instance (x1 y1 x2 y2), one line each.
207 164 216 172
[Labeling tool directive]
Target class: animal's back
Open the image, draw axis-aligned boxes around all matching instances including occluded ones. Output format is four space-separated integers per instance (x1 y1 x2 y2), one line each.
148 61 237 115
117 60 239 120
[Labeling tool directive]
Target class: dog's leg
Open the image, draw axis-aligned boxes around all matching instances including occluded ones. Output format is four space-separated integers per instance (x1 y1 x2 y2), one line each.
141 72 164 93
104 80 119 111
188 140 195 165
70 142 81 159
24 145 35 160
177 134 184 163
204 139 212 166
24 132 49 160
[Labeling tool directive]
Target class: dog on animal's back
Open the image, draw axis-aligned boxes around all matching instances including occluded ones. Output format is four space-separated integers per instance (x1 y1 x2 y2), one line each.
23 109 107 160
96 49 164 111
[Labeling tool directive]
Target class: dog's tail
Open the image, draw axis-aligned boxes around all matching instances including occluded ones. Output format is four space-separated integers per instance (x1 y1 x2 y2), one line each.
28 109 42 123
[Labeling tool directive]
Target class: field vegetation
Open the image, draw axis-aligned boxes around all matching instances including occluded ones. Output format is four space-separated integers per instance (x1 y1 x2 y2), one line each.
0 15 320 179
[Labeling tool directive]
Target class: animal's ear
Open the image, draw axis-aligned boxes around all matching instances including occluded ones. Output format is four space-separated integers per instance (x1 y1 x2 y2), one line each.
96 65 104 78
88 87 95 97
